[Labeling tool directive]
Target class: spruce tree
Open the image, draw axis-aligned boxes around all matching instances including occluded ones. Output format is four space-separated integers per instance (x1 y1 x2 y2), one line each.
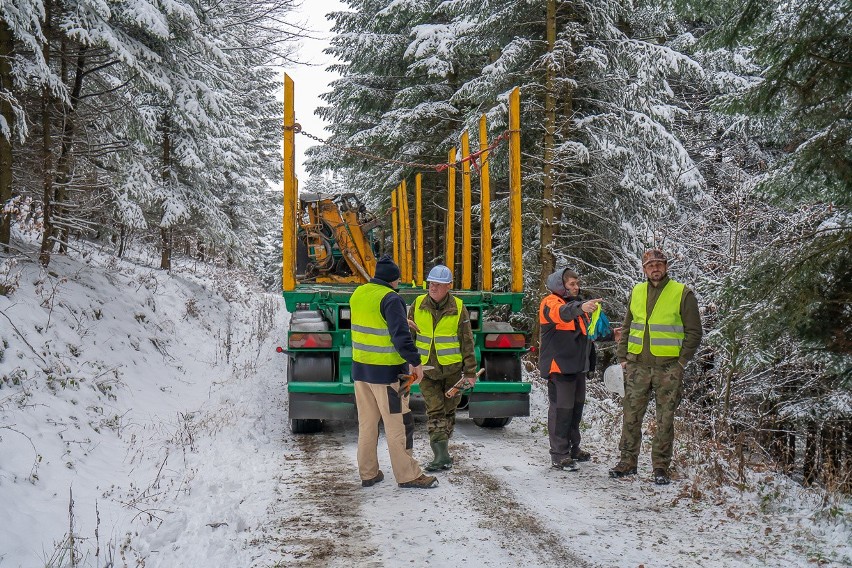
708 0 850 374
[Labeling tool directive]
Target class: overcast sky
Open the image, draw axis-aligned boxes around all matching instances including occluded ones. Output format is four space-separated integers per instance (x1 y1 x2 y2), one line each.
279 1 346 181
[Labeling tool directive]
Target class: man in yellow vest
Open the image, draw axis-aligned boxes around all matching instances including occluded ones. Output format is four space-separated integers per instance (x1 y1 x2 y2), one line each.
407 264 477 471
609 249 703 485
350 255 438 489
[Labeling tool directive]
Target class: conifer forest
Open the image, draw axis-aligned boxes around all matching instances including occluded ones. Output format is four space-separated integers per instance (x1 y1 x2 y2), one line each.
1 0 850 496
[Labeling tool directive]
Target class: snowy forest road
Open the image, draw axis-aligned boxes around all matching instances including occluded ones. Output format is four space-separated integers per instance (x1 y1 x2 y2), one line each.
3 261 847 567
129 297 843 568
254 364 849 568
265 416 596 568
260 399 816 568
260 432 381 566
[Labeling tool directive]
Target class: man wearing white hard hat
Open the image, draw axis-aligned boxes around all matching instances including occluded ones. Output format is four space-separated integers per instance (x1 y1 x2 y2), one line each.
407 264 477 471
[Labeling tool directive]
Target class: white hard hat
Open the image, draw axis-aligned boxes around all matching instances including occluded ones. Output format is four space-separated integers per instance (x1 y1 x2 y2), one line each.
426 264 453 284
603 364 625 397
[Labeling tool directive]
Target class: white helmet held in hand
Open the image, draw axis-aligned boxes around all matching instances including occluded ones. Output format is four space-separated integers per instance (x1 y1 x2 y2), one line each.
603 364 625 397
426 264 453 284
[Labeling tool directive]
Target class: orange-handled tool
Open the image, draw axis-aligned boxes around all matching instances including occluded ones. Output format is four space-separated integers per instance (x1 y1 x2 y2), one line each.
399 374 417 392
445 368 486 398
398 365 434 393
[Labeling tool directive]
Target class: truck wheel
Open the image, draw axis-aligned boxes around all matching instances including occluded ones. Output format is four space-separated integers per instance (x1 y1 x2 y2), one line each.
473 417 513 428
290 419 323 434
482 353 521 382
291 354 335 382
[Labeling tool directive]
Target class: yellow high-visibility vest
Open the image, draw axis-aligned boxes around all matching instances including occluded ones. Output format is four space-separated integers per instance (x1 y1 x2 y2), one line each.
412 294 463 365
627 280 685 357
350 283 406 366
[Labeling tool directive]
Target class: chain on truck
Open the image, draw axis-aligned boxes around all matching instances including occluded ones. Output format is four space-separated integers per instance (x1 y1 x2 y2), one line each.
279 74 530 434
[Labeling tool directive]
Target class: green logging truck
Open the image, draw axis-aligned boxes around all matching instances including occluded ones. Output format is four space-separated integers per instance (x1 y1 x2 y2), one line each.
280 74 530 434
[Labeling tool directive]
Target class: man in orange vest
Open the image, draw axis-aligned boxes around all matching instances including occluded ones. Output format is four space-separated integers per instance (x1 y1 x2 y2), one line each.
538 268 604 470
609 249 702 485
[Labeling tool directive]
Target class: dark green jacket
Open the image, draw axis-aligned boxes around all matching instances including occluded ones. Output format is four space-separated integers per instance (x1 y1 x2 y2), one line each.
616 275 702 367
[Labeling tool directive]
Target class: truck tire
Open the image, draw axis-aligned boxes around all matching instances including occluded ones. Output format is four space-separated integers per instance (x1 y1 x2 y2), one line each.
290 353 335 382
473 417 513 428
290 418 323 434
483 352 521 382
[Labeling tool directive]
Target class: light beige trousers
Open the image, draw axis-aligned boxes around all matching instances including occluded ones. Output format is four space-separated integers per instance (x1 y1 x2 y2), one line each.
355 380 422 484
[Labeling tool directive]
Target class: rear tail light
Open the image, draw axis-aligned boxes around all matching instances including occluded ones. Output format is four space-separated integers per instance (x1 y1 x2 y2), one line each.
484 333 526 349
289 333 333 349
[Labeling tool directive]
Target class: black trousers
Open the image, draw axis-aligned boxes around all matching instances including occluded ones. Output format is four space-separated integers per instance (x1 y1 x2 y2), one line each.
547 372 587 461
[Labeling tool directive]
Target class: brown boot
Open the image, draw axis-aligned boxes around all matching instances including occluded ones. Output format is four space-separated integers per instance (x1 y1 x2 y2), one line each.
361 470 384 487
551 457 578 471
608 461 637 478
571 449 592 462
398 474 438 488
653 468 671 485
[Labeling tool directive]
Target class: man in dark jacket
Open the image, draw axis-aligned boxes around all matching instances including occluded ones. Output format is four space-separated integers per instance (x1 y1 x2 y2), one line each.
538 268 603 470
350 255 437 489
609 249 702 485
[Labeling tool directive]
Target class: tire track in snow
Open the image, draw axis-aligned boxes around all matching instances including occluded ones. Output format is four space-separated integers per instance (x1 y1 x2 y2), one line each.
264 432 380 567
450 444 599 568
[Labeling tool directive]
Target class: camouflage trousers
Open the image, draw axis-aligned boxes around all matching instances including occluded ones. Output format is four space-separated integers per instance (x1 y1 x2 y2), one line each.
420 373 463 443
617 361 684 470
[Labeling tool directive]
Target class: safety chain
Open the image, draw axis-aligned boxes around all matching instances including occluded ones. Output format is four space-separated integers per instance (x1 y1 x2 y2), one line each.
284 122 510 173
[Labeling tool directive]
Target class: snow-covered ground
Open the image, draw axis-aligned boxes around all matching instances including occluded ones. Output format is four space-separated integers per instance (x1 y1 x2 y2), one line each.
1 244 849 567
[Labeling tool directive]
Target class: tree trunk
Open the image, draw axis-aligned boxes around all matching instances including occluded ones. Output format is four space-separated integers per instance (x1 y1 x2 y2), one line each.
844 426 852 493
822 421 842 490
160 227 172 271
803 421 819 486
56 49 87 255
117 224 126 258
538 0 557 291
432 203 439 264
0 20 15 250
39 85 54 265
41 36 86 264
532 0 559 349
783 427 795 473
719 191 746 424
160 112 172 271
38 9 54 265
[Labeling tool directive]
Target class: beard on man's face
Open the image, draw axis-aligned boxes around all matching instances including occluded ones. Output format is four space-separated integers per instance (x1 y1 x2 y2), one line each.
647 269 666 282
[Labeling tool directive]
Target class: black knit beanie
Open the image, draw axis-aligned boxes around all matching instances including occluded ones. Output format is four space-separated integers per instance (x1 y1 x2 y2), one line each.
373 255 401 283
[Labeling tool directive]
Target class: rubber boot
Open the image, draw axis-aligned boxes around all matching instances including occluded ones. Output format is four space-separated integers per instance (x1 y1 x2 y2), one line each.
425 440 452 471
